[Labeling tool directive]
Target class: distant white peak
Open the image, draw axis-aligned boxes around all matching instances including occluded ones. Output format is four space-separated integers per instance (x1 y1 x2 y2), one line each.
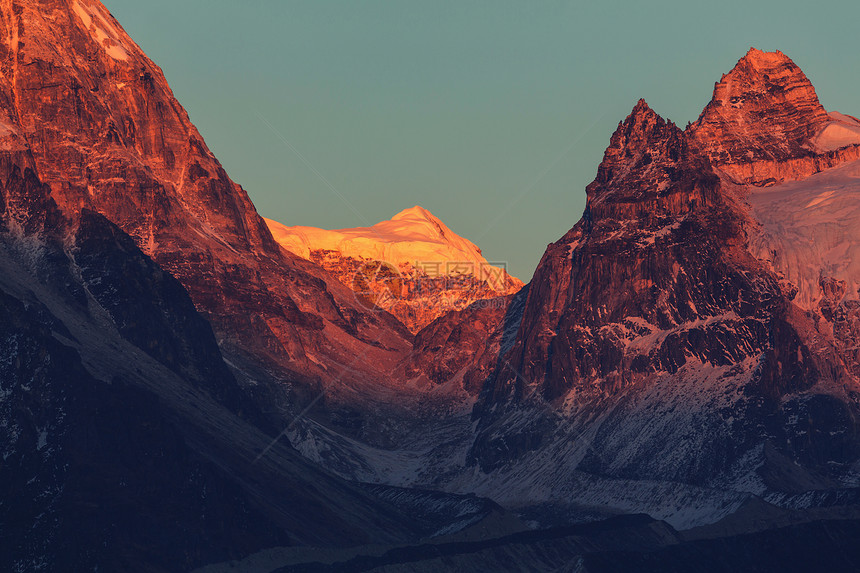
370 205 465 246
265 207 518 287
810 111 860 152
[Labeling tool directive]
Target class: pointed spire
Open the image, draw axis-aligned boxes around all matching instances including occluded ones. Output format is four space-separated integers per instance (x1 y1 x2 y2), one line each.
627 99 659 122
610 98 668 148
588 98 685 194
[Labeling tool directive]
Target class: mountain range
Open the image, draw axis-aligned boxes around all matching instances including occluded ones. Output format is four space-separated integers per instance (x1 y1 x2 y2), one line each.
2 1 860 570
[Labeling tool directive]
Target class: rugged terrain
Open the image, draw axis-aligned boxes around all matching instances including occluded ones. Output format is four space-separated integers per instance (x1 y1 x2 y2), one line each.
0 133 447 570
283 49 860 536
0 0 420 436
459 49 860 525
3 1 860 569
0 1 524 569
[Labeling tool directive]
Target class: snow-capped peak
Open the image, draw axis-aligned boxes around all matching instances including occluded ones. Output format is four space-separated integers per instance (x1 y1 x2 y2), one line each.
265 206 519 285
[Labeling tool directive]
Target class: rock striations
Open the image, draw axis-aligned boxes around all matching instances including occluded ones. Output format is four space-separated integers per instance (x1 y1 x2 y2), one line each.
0 0 418 425
689 48 860 185
455 49 860 527
0 118 424 570
0 1 506 568
274 52 860 536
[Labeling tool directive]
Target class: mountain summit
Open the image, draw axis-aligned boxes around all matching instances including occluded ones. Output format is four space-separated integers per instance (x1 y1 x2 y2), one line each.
266 207 523 332
267 205 497 274
277 51 860 534
0 0 420 420
689 48 860 184
4 10 860 567
692 47 831 160
416 48 860 529
0 1 438 567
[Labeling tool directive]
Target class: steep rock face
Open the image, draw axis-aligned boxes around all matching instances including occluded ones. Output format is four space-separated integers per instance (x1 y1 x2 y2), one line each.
0 8 518 562
480 100 798 407
279 54 860 523
73 208 242 410
0 290 290 571
267 207 523 333
0 0 412 422
0 55 244 414
0 117 429 569
462 53 860 524
689 48 860 186
404 288 527 394
690 49 831 164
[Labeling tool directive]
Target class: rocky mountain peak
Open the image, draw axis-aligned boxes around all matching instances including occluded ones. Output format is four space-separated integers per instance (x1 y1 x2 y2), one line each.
1 0 417 419
592 100 676 188
467 48 860 507
585 99 711 223
610 98 659 129
609 99 666 148
629 97 658 118
601 99 681 163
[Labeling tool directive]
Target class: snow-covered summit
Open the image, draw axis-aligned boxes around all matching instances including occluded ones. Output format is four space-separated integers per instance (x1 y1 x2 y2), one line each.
739 47 791 68
265 206 519 285
748 158 860 309
811 112 860 152
266 207 523 332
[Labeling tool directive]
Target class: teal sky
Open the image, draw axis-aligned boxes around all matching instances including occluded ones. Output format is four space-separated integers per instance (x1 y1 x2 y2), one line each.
104 0 860 281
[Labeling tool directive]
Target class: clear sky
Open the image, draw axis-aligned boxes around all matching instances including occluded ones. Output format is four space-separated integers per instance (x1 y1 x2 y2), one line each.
103 0 860 281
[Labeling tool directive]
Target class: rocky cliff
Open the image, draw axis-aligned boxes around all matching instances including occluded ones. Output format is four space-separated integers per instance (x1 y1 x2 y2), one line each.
0 0 413 428
688 48 860 186
258 52 860 532
5 5 860 564
426 50 860 527
0 2 514 568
